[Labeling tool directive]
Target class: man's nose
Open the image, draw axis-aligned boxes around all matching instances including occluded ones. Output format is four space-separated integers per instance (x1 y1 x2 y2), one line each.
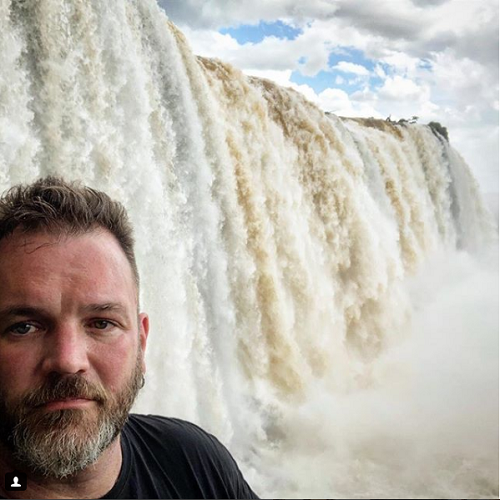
41 324 90 375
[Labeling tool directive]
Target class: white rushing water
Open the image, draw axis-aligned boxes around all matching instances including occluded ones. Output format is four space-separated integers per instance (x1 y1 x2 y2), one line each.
0 0 498 497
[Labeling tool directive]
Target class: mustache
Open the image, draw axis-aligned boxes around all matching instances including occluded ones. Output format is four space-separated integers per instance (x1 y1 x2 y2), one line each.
20 374 107 411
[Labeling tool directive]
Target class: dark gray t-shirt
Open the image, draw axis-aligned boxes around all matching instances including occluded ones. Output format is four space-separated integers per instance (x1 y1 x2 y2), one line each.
102 414 259 499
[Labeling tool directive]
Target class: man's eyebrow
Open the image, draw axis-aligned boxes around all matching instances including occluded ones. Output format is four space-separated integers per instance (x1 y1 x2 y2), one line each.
0 306 48 318
0 304 129 318
83 303 128 314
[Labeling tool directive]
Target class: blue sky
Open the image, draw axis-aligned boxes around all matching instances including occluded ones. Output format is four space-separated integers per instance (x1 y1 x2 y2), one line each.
292 49 382 94
221 22 384 94
220 21 302 43
159 0 498 195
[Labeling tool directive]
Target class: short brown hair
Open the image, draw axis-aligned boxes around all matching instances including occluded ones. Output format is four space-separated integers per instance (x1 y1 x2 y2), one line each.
0 176 139 287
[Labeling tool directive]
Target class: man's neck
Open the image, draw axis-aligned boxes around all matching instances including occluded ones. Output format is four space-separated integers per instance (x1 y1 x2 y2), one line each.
0 437 123 499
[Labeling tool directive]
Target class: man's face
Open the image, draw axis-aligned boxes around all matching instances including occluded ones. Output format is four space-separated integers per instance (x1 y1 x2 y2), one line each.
0 229 149 478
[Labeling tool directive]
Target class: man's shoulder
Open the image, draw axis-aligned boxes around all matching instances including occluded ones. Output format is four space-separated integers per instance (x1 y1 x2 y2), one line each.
126 413 203 431
124 414 228 457
115 415 259 499
125 413 198 433
125 414 213 440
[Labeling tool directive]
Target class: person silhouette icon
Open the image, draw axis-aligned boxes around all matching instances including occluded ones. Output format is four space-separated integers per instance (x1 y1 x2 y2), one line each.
11 476 21 487
5 471 27 491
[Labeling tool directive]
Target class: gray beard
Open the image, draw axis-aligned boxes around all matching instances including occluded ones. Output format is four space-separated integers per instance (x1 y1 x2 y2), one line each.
11 409 120 479
0 354 143 479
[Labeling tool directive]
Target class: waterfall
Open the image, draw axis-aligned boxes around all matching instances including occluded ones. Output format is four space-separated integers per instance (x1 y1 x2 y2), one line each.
0 0 497 497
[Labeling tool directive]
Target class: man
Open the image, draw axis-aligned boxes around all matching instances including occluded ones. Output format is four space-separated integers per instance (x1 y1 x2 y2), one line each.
0 177 258 499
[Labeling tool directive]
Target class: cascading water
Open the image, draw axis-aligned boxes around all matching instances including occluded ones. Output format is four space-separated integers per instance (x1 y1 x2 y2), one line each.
0 0 498 497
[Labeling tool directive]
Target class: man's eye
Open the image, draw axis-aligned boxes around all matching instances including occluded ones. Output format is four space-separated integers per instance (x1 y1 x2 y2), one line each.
90 320 115 330
8 322 38 335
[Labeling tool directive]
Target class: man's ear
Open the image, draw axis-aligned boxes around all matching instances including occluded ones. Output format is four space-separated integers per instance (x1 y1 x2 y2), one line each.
138 312 149 372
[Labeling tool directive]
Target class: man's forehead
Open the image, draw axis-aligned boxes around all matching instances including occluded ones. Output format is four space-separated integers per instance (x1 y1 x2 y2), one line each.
0 228 137 297
1 226 111 249
0 228 125 264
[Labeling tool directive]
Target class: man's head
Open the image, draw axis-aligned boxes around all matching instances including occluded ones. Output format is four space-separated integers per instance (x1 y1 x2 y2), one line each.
0 177 149 479
0 176 140 289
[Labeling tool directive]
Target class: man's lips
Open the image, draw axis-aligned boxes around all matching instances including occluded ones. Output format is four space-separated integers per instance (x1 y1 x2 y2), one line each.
38 398 95 411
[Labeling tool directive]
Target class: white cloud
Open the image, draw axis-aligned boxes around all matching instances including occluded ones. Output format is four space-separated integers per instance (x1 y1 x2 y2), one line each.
180 28 241 58
430 50 498 118
378 51 421 76
181 24 332 75
318 88 351 113
333 0 428 41
379 76 429 102
374 64 387 79
242 68 294 88
427 0 498 65
318 88 381 118
162 0 498 67
159 0 341 30
332 61 370 76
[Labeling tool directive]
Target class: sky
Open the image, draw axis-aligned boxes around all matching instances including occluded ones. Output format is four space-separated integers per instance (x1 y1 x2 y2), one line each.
158 0 499 197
